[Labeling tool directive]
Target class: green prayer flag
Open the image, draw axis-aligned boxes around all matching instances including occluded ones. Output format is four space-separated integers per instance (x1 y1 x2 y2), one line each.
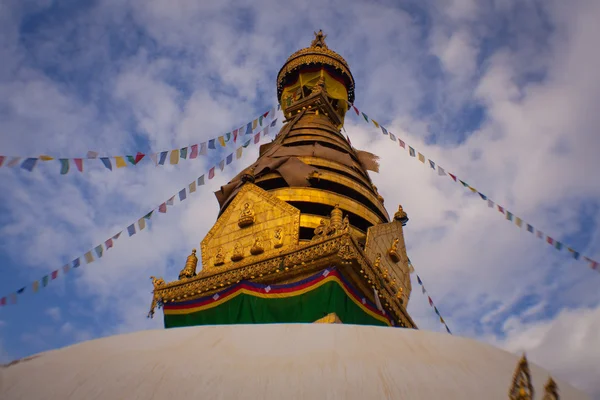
60 159 69 175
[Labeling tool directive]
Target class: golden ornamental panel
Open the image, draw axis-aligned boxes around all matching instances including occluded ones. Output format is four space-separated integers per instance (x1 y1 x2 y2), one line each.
200 183 301 270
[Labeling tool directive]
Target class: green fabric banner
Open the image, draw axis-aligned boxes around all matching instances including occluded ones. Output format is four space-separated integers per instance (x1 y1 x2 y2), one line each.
164 279 390 328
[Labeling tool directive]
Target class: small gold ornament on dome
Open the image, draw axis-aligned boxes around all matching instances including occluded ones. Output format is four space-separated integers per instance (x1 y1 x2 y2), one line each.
388 237 401 263
238 202 255 228
231 243 244 262
394 205 409 226
373 253 382 271
214 247 225 266
250 236 264 255
178 248 198 280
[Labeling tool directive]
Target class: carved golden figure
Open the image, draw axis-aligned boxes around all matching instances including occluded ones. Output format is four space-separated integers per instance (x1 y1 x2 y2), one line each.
341 216 349 233
150 276 165 288
313 219 328 239
238 202 255 228
388 237 401 263
178 249 198 280
250 236 264 255
214 247 225 266
231 243 244 262
394 204 409 226
273 228 284 248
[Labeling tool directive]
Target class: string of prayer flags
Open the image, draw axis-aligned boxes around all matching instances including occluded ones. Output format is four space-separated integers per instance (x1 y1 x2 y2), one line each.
0 107 277 174
0 123 273 307
349 102 599 275
412 268 452 334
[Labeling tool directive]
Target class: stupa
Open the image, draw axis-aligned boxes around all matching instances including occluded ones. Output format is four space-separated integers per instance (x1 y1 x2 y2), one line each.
0 31 589 400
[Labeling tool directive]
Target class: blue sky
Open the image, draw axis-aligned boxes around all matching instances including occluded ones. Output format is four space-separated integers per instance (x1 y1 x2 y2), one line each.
1 0 599 396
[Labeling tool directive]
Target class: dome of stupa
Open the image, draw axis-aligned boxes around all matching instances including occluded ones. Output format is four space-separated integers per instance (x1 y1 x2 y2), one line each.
1 324 589 399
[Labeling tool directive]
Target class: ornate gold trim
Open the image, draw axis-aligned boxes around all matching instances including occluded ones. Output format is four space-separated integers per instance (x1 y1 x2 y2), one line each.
509 354 535 400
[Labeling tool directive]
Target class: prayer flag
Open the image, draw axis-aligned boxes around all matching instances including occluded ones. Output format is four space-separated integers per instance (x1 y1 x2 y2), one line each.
180 147 188 159
515 217 523 227
42 276 49 287
417 276 423 285
138 217 146 231
434 307 439 315
60 159 69 174
226 153 233 165
233 129 238 142
189 181 196 193
478 192 487 200
429 160 435 169
159 203 167 213
135 152 145 164
179 189 187 201
409 147 415 157
190 144 198 159
399 139 406 148
446 325 451 334
526 224 534 233
219 159 225 171
555 241 562 250
243 140 250 148
438 166 446 176
252 119 258 130
389 132 396 141
418 153 425 163
448 173 457 181
0 156 4 167
254 132 260 144
362 112 369 122
264 126 270 136
144 211 153 220
428 296 433 306
100 157 112 170
62 264 70 274
113 231 122 240
236 147 243 159
546 236 554 245
440 316 445 324
381 126 388 135
74 158 83 172
73 258 80 268
115 156 127 168
259 115 263 126
169 150 179 165
498 205 505 214
7 157 21 167
105 238 114 249
536 230 543 239
245 122 252 135
568 248 580 260
95 245 103 258
39 155 54 161
270 119 277 127
21 158 38 171
127 224 136 236
84 251 94 264
225 132 231 142
126 155 136 165
87 151 98 159
506 211 513 221
198 175 205 186
167 196 175 205
17 287 25 294
209 167 215 179
158 151 168 165
459 180 468 187
352 105 359 115
150 153 158 165
372 120 380 128
208 139 216 149
200 142 207 155
33 281 39 292
218 136 226 147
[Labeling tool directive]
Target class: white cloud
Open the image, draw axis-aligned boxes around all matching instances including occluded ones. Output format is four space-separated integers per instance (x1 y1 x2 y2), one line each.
46 307 61 322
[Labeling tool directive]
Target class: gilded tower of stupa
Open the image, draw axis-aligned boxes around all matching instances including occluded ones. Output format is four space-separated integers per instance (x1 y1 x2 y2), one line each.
148 30 416 328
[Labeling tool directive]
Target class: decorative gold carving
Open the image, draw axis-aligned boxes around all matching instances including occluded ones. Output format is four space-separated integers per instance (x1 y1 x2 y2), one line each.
388 237 400 263
273 228 284 248
311 30 328 48
250 236 265 255
542 377 559 400
373 253 382 270
231 243 244 262
509 354 534 400
147 276 166 318
178 249 198 280
214 247 225 266
312 205 352 240
372 185 385 204
238 202 255 228
394 204 409 225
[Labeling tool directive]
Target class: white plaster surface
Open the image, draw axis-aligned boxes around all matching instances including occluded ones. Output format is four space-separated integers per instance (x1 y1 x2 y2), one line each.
0 324 590 399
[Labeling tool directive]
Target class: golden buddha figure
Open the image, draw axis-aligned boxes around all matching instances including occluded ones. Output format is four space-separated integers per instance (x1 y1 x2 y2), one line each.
250 236 264 255
178 249 198 280
231 243 244 262
273 228 284 248
214 247 225 266
238 202 255 228
388 237 400 263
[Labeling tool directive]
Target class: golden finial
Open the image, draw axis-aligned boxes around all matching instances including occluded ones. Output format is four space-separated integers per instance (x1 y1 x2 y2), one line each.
394 205 409 226
178 248 198 280
311 30 328 48
238 202 255 228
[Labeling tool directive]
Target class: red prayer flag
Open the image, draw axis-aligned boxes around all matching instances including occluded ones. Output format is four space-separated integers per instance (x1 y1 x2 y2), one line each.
352 105 359 115
263 111 269 118
428 296 433 306
498 205 505 213
398 139 406 148
0 156 5 167
547 236 554 245
74 158 83 172
208 167 215 179
105 238 113 249
0 297 6 306
254 132 260 144
190 144 198 159
158 203 167 213
134 152 145 164
233 129 238 142
448 173 457 182
51 270 58 279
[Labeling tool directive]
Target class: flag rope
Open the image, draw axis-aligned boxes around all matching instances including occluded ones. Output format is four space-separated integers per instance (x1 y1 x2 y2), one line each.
410 258 452 334
348 103 599 274
0 107 278 174
0 120 278 307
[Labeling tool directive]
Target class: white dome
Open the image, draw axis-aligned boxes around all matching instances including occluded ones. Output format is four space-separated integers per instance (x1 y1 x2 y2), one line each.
0 324 589 399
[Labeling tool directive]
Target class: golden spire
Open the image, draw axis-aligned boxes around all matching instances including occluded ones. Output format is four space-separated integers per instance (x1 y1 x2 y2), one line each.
311 30 328 48
178 249 198 280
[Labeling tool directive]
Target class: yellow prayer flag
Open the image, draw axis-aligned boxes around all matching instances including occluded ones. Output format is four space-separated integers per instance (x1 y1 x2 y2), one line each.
218 136 226 147
39 155 54 161
115 156 127 168
372 120 380 128
515 217 523 227
138 217 146 231
33 281 39 293
84 251 94 264
469 187 477 193
418 153 425 163
189 181 196 193
440 316 445 324
236 147 243 159
252 119 258 130
169 150 179 165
